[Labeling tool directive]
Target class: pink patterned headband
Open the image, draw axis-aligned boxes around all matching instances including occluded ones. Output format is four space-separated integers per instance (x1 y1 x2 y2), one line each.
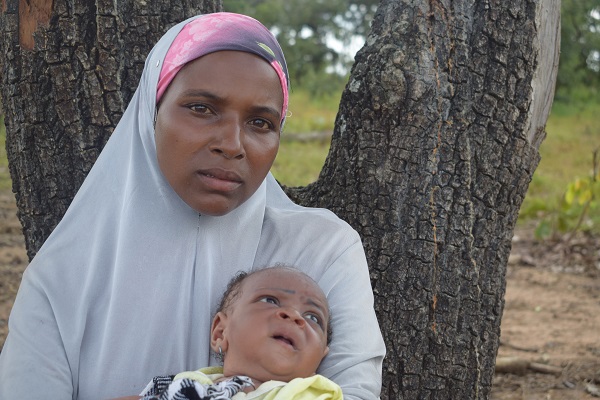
156 12 289 124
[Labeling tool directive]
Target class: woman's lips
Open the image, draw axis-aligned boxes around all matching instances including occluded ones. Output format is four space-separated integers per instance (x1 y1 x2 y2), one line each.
197 168 243 192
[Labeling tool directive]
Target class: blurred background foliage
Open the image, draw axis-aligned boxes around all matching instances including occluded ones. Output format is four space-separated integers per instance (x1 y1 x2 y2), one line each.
556 0 600 102
1 0 599 236
224 0 378 88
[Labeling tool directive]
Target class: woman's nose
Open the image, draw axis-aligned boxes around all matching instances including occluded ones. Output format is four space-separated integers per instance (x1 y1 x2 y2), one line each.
277 308 305 327
211 121 245 160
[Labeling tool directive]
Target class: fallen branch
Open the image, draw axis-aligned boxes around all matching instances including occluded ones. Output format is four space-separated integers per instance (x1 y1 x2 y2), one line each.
495 356 563 376
585 382 600 397
499 340 539 352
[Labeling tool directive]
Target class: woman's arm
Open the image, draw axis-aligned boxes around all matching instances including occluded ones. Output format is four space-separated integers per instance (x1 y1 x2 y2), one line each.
0 271 74 399
316 239 386 400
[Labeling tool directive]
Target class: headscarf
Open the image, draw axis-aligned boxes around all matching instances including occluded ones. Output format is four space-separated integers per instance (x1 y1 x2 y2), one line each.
156 12 289 126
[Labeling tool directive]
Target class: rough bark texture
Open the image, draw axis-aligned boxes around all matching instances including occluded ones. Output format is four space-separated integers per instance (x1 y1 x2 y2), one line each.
1 0 560 398
285 0 559 398
0 0 222 259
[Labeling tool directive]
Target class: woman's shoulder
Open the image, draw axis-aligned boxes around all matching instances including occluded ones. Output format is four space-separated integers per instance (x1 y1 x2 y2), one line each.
256 203 364 274
263 203 359 242
263 175 357 237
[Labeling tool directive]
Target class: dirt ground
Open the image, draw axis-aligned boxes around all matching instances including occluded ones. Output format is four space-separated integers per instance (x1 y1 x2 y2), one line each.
0 190 598 398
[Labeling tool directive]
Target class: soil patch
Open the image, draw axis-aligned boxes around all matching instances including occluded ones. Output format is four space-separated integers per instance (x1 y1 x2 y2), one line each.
493 229 600 399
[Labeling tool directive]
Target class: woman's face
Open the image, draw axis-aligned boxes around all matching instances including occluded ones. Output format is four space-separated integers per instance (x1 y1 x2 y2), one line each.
155 51 283 216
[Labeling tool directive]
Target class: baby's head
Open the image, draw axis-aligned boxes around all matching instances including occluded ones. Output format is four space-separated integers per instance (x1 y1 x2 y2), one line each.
210 266 331 385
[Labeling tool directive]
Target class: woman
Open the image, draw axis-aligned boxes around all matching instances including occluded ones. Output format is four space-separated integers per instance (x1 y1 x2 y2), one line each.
0 13 385 400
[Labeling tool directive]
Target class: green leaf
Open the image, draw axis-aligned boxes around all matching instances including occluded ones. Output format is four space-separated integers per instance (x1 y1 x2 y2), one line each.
535 220 552 239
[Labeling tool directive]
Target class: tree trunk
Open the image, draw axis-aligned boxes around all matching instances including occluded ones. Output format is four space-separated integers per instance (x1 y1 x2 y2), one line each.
1 0 560 398
0 0 221 259
285 0 559 398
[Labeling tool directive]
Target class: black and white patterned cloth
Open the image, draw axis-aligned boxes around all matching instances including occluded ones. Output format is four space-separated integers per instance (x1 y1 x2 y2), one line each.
140 374 254 400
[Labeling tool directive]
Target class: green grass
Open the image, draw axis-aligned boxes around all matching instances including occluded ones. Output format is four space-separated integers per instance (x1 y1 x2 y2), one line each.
270 88 339 187
519 100 600 233
271 140 331 187
283 88 341 134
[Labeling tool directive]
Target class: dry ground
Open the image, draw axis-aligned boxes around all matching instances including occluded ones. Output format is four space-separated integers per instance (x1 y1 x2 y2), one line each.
493 227 600 399
0 190 598 398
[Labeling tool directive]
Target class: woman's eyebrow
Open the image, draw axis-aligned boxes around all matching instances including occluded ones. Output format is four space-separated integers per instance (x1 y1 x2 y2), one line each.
179 90 281 120
248 105 281 121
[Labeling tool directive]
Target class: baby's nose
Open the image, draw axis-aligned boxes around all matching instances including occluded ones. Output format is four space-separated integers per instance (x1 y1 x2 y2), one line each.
277 308 305 326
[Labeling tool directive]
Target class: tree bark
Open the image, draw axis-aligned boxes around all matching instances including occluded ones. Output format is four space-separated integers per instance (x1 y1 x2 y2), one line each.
1 0 560 398
0 0 221 259
285 0 559 398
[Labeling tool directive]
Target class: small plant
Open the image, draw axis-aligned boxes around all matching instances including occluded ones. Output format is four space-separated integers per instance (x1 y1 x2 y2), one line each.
535 147 600 240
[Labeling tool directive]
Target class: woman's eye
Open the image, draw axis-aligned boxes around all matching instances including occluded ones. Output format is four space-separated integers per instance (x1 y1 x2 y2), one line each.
188 104 211 114
259 296 278 305
249 118 273 130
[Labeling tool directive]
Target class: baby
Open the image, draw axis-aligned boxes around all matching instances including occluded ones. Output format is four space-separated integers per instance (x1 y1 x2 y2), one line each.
137 265 341 399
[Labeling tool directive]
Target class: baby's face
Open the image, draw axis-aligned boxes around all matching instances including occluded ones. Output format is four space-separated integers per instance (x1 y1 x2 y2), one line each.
216 268 329 383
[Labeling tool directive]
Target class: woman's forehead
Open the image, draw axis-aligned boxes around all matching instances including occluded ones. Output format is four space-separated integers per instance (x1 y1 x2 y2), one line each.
156 12 289 118
163 51 284 120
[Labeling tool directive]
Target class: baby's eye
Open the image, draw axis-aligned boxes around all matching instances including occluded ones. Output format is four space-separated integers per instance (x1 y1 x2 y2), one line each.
259 296 278 305
305 313 322 328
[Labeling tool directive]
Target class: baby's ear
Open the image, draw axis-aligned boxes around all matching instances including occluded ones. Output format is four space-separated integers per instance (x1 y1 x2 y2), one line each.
323 345 330 359
210 311 229 352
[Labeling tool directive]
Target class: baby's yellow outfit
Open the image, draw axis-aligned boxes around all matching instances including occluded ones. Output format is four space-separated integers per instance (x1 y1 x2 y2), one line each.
175 366 343 399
